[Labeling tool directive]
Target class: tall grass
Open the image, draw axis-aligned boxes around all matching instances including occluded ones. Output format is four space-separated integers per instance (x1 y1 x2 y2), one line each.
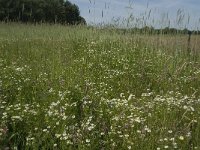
0 22 200 149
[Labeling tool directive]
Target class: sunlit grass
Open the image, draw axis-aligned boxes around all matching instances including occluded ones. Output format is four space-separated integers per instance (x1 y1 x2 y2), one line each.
0 23 200 149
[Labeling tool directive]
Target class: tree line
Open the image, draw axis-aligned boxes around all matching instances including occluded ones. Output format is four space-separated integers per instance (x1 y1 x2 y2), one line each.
0 0 86 25
104 26 199 35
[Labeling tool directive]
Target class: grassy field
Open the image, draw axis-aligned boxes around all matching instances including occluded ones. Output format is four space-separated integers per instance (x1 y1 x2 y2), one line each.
0 23 200 149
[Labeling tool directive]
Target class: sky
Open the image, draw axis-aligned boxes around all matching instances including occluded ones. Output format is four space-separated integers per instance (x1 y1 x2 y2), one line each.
70 0 200 29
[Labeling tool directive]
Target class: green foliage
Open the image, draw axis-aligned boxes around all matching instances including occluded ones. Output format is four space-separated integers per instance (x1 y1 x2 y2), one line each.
0 24 200 149
0 0 86 24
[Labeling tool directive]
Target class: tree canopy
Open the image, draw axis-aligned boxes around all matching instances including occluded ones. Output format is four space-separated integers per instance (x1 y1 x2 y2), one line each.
0 0 86 25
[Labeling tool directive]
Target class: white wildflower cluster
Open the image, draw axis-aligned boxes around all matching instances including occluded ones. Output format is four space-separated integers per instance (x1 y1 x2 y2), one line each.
0 34 200 150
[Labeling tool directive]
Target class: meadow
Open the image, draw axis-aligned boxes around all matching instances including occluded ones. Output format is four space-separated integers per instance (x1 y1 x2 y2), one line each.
0 23 200 149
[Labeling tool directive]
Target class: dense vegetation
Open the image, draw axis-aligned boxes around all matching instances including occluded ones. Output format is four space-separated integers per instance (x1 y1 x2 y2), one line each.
0 23 200 149
98 26 199 35
0 0 86 24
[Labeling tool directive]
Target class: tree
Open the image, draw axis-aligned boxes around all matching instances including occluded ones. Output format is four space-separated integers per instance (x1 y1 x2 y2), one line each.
63 1 85 24
0 0 86 25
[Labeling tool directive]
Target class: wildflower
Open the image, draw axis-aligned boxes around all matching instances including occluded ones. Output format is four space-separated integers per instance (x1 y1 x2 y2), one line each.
164 145 169 149
128 146 131 149
144 126 151 133
124 134 129 138
135 117 141 123
2 112 7 119
168 130 173 134
159 139 163 142
137 130 141 133
112 142 116 146
15 67 23 72
120 93 125 98
63 116 67 120
186 132 191 137
55 134 61 138
13 146 18 150
128 94 134 101
43 129 47 132
27 137 34 141
173 142 178 149
117 131 122 134
179 136 184 140
49 88 54 93
86 139 90 143
88 125 95 131
190 106 194 112
11 116 22 121
100 132 104 135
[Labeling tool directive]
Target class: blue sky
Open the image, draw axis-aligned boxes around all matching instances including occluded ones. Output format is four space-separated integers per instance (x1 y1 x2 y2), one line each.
70 0 200 29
